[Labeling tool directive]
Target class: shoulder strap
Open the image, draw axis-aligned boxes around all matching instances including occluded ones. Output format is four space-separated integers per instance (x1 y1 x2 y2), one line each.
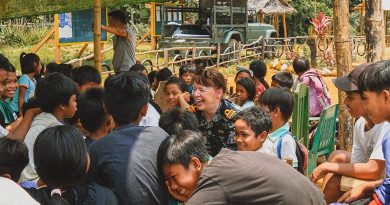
276 131 291 159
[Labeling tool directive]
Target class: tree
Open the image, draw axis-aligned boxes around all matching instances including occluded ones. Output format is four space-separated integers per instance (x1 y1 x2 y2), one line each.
365 0 385 62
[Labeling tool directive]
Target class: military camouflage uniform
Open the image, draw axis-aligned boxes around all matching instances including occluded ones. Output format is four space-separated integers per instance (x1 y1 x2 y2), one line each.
188 99 240 156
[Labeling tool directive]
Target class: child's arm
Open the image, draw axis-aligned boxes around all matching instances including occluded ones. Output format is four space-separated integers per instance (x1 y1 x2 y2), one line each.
338 180 382 203
18 86 27 115
311 159 385 182
101 25 128 38
7 108 41 141
178 92 191 109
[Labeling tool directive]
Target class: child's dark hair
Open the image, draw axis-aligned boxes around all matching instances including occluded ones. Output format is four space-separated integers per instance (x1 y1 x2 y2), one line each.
158 108 198 135
46 62 58 75
20 52 40 74
179 64 195 77
235 107 272 135
157 130 208 178
36 73 77 113
259 87 295 121
78 88 107 133
0 54 14 72
358 60 390 93
272 71 294 89
249 60 269 88
108 10 128 24
293 56 310 74
0 137 29 182
234 69 253 82
192 59 206 74
104 72 150 126
71 65 101 87
129 63 147 74
56 64 73 78
165 76 188 93
156 67 172 82
148 70 157 85
236 77 256 101
34 125 88 190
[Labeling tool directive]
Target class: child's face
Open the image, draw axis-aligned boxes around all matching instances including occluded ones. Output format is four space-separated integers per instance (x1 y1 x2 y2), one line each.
236 84 249 104
62 94 77 118
162 162 200 202
181 72 194 86
3 72 18 99
361 90 390 123
234 119 266 151
0 70 8 96
344 92 365 119
164 83 183 108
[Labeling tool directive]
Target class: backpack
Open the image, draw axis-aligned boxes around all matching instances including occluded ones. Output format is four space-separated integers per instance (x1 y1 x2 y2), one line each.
301 70 331 116
277 131 308 175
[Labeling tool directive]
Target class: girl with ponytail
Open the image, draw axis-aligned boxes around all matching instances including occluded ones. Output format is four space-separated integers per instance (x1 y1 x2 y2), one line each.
249 60 269 99
10 52 42 116
25 125 118 205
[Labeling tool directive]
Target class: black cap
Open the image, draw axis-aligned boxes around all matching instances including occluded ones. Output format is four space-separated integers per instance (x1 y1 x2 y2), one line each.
332 63 371 92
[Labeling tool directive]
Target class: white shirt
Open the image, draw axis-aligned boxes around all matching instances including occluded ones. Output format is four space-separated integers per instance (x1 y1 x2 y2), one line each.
0 125 9 138
351 117 389 163
241 100 255 110
139 103 160 127
0 177 39 205
21 112 62 182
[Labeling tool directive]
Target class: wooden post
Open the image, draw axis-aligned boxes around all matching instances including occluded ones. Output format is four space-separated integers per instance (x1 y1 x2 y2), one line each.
334 0 353 150
360 7 364 35
366 0 385 62
32 28 55 53
217 43 220 69
282 14 288 45
163 49 169 67
76 44 89 58
150 2 157 50
55 45 61 64
93 0 102 73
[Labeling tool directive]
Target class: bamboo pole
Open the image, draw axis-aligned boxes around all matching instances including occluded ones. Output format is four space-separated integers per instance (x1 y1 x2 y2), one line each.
282 14 288 45
93 0 102 73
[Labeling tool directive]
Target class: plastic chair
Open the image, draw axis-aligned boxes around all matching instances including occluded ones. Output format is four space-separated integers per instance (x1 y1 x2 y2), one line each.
291 83 310 148
307 104 339 176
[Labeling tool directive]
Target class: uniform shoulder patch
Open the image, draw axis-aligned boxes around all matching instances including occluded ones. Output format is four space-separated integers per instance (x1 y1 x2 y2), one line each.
187 105 197 113
224 109 237 120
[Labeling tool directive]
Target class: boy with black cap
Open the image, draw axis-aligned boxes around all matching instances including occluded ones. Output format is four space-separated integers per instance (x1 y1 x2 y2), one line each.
311 64 389 204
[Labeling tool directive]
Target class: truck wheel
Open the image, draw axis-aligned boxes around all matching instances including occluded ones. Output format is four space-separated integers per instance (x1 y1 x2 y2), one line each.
227 39 240 59
264 38 275 59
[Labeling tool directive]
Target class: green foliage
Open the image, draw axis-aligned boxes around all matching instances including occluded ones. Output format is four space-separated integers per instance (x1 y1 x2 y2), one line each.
0 25 51 47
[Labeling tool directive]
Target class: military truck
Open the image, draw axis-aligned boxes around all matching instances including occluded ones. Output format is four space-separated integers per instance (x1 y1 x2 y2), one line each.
158 0 277 62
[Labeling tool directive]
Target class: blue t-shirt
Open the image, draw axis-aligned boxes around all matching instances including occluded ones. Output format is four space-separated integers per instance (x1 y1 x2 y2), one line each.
375 128 390 204
10 74 36 112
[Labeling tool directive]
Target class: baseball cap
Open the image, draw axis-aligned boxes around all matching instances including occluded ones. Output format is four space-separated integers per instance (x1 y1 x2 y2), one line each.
332 63 371 92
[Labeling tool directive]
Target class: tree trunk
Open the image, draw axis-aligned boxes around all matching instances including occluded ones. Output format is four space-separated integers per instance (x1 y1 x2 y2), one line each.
333 0 353 150
307 37 317 68
366 0 385 62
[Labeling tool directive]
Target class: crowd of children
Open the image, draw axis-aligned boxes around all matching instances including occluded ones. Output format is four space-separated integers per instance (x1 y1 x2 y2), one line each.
0 46 390 205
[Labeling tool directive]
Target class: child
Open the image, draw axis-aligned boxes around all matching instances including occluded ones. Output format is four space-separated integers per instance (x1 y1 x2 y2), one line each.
56 63 73 78
179 64 196 93
164 76 191 110
148 70 158 91
293 56 331 117
21 73 77 182
130 63 148 76
158 108 198 135
45 62 58 76
234 68 253 83
234 107 272 151
155 67 173 112
249 60 269 98
26 125 118 204
157 130 326 204
0 137 29 182
10 53 42 116
77 88 114 146
235 77 256 109
311 64 388 204
71 65 101 92
258 87 298 168
0 63 17 127
271 71 294 89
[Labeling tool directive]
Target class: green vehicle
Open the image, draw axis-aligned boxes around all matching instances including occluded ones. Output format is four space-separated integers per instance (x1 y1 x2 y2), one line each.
158 0 277 62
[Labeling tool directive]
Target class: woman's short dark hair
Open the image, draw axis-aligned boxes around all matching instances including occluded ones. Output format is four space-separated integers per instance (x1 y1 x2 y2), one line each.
34 125 88 189
193 68 226 93
293 56 310 74
272 71 294 89
157 130 209 177
20 52 40 74
236 77 256 101
235 107 272 135
249 60 269 88
358 60 390 93
259 87 295 122
104 72 150 126
179 64 196 77
0 137 29 182
36 73 77 113
108 10 128 24
165 76 188 93
77 88 107 133
158 108 198 135
156 68 172 82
